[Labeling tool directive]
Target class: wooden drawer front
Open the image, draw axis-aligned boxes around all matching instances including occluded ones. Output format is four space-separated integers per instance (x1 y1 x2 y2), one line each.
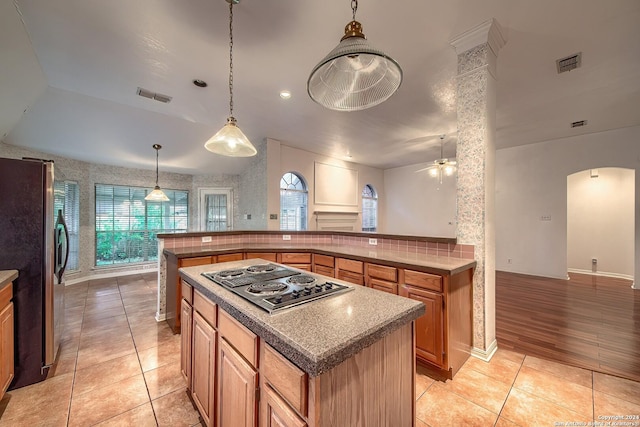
404 270 443 292
217 252 244 263
245 252 278 262
313 265 334 278
0 283 12 309
262 344 308 416
218 309 259 368
337 270 364 286
180 256 213 268
369 278 398 295
367 264 397 282
337 258 363 274
280 253 311 264
193 290 217 327
292 264 312 272
181 280 193 304
313 254 334 268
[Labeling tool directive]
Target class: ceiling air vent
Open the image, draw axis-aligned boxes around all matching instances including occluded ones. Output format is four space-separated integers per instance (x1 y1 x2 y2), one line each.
136 87 172 104
571 120 587 128
556 52 582 74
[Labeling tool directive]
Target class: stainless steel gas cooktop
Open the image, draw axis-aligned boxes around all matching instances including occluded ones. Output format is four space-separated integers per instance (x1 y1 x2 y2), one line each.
201 263 352 313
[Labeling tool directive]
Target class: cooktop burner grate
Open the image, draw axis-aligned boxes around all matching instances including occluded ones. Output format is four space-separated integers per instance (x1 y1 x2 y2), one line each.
246 264 278 273
286 275 315 285
246 282 288 295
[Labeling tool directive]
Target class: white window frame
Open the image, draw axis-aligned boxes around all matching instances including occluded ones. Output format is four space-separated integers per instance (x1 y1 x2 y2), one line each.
198 187 233 231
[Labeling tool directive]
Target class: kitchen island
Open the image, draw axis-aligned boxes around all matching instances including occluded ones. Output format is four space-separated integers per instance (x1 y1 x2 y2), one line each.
179 259 424 427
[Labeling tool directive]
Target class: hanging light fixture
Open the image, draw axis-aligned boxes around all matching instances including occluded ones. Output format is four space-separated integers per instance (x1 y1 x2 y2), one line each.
307 0 403 111
204 0 257 157
416 135 457 184
145 144 170 202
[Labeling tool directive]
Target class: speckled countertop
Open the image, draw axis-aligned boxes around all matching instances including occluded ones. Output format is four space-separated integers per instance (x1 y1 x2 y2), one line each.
179 259 425 377
0 270 18 289
167 243 475 275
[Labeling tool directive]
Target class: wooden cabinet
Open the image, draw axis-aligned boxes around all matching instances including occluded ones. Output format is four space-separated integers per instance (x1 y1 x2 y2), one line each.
312 254 335 277
400 285 443 366
0 282 14 399
167 255 215 333
218 337 258 427
262 384 307 427
335 258 364 285
278 253 311 272
365 263 398 294
246 252 278 262
180 298 192 385
192 310 217 427
218 253 244 263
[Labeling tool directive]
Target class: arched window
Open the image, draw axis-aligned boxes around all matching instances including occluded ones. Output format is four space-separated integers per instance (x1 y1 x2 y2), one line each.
362 184 378 232
280 172 308 230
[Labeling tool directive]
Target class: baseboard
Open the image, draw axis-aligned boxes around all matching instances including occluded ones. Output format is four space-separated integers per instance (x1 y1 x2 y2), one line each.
567 268 634 282
155 312 166 322
65 267 158 286
470 339 498 362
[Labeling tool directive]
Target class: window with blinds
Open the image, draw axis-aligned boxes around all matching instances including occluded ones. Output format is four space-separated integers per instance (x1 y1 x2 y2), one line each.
280 172 308 231
54 180 80 271
95 184 188 266
362 184 378 232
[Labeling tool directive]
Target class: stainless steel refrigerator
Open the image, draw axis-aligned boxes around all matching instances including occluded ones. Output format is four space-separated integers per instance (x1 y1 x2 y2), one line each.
0 157 68 389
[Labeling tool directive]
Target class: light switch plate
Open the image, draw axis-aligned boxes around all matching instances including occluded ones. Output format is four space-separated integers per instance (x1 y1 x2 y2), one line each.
282 235 291 241
368 238 378 246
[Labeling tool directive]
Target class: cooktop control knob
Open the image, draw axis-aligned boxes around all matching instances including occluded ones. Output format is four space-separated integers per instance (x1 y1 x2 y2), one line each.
274 295 283 303
292 290 300 298
314 285 323 293
304 288 312 295
325 282 333 289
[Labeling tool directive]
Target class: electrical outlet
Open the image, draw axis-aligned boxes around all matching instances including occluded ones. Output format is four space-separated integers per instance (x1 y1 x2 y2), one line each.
507 258 512 264
269 214 278 220
368 238 378 246
282 235 291 241
540 215 552 221
201 236 212 243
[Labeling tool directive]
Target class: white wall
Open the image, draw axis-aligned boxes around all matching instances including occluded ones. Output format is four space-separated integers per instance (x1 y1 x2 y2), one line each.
567 168 635 279
382 162 457 237
496 125 640 283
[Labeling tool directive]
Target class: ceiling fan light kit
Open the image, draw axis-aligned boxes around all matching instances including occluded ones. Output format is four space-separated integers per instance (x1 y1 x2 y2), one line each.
204 0 257 157
417 135 457 184
307 0 403 111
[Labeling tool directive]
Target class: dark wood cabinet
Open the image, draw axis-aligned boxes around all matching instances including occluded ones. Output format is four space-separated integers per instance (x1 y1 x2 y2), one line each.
400 285 444 366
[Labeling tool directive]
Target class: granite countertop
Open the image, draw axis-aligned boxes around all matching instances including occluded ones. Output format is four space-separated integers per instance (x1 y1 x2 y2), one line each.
0 270 18 289
166 243 475 275
179 259 425 377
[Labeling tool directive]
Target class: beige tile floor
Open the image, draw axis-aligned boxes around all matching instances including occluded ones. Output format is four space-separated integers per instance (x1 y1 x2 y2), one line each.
0 273 638 426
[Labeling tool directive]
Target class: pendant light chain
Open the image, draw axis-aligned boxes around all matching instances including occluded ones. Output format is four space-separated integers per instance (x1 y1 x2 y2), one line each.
155 146 159 186
351 0 358 20
228 1 234 118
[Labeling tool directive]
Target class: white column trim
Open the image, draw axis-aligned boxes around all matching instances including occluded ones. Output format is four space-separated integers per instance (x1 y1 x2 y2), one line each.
450 18 506 57
470 339 498 362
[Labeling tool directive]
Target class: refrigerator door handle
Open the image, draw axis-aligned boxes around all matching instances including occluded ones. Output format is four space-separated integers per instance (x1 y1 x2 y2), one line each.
55 209 70 284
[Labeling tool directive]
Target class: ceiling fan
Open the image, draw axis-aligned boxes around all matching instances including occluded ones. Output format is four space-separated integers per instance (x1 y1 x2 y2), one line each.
416 135 457 183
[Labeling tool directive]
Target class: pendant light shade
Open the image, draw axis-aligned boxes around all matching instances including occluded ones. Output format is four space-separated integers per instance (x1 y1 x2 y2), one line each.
307 2 402 111
145 144 169 202
205 0 257 157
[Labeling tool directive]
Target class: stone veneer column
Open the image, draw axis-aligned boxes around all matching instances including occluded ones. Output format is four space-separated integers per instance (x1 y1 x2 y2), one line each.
450 19 506 358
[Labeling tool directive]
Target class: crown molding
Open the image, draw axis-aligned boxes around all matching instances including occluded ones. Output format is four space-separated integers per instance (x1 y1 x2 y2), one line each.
450 18 506 57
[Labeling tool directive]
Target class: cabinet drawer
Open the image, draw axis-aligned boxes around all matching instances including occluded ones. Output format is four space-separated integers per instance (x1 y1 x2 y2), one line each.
280 253 311 264
313 254 334 267
218 309 259 368
337 270 364 286
404 270 443 292
217 252 244 263
337 258 363 274
180 256 213 268
193 290 217 327
369 278 398 295
245 252 278 262
181 280 193 305
366 264 397 282
313 265 335 278
262 344 308 416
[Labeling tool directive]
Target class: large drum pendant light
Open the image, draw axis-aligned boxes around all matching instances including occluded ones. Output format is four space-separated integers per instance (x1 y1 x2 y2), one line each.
307 0 403 111
204 0 257 157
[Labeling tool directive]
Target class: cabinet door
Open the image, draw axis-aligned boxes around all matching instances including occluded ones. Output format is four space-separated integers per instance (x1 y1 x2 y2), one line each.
218 337 258 427
336 270 364 285
192 311 216 427
0 302 14 396
180 299 193 387
263 384 307 427
400 285 444 367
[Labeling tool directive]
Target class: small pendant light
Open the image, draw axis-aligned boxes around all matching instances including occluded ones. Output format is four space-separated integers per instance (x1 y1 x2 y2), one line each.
204 0 257 157
145 144 170 202
307 0 403 111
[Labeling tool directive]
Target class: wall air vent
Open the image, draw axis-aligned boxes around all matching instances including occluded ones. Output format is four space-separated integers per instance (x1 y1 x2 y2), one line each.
556 52 582 74
571 120 587 128
136 87 172 104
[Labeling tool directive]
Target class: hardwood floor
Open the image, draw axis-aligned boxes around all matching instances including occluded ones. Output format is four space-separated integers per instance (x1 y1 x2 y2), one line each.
496 271 640 383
